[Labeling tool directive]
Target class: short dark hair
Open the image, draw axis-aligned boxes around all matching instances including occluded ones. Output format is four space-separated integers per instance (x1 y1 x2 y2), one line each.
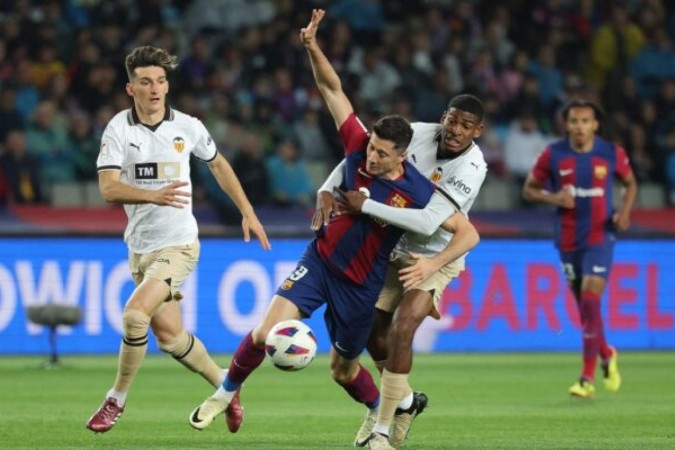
447 94 484 122
125 46 178 81
372 115 413 153
562 99 605 121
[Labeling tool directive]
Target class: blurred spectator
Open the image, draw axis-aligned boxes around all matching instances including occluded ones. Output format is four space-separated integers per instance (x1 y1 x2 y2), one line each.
25 100 73 187
527 44 564 111
66 111 99 182
439 35 466 95
0 129 45 204
496 50 529 106
13 59 40 121
629 27 675 98
230 133 270 206
271 67 300 122
655 116 675 204
348 45 401 112
0 164 7 205
292 108 336 166
266 138 314 207
74 61 119 115
29 43 67 90
0 86 25 142
503 109 553 187
332 0 385 46
180 35 213 91
585 3 645 93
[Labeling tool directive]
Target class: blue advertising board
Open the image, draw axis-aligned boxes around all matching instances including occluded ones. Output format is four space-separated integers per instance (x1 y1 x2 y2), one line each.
0 237 673 354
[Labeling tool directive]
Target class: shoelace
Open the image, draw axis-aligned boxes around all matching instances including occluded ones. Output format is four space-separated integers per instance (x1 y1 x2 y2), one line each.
100 401 121 421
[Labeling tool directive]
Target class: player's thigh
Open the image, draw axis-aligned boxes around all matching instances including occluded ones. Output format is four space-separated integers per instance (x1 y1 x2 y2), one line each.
375 261 404 314
133 240 200 302
251 295 303 344
579 243 613 295
410 259 463 319
326 280 378 361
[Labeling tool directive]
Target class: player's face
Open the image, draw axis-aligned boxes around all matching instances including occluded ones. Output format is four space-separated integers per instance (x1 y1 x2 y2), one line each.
366 133 406 178
126 66 169 116
565 106 598 150
438 108 483 156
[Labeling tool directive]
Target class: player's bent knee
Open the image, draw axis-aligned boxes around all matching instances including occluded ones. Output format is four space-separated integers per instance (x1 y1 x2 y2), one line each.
122 309 151 339
157 329 191 358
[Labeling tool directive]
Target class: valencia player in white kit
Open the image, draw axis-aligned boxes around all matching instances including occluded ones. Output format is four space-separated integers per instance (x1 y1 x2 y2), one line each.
86 46 270 434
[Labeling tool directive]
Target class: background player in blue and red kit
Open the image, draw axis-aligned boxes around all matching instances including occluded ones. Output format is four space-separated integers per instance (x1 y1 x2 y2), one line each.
523 99 637 398
187 8 480 438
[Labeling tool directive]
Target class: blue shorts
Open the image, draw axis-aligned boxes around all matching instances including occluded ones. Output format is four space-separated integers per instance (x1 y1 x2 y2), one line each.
559 242 615 282
275 243 380 360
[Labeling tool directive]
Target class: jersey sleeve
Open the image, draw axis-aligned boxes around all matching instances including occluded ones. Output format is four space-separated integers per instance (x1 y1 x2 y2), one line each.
614 145 632 180
530 147 552 184
338 114 369 156
319 159 346 192
97 123 125 171
192 119 218 162
362 191 456 236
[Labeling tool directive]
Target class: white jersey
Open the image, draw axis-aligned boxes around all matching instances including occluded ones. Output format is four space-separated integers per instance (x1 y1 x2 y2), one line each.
396 122 487 258
97 108 217 253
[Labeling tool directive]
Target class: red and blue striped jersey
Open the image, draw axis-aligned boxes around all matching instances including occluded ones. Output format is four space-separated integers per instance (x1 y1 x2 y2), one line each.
316 114 435 286
531 137 632 251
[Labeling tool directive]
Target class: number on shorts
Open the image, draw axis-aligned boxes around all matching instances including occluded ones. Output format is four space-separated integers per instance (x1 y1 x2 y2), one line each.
288 265 309 281
561 263 576 282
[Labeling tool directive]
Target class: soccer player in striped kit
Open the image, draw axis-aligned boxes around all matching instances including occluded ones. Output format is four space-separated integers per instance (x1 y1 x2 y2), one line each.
523 99 638 398
187 10 479 442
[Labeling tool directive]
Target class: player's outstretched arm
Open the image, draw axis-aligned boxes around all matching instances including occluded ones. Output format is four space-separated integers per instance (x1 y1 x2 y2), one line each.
336 189 456 236
207 152 271 250
98 169 190 207
301 9 353 130
399 212 479 289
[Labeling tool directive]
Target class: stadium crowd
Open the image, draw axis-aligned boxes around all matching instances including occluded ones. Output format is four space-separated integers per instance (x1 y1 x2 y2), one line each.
0 0 674 214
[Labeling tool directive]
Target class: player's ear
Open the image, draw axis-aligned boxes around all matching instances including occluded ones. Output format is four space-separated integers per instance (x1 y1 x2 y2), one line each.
473 122 485 139
125 83 134 97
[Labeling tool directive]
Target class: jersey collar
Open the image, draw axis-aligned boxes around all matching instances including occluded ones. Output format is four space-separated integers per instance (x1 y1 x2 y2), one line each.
127 106 175 130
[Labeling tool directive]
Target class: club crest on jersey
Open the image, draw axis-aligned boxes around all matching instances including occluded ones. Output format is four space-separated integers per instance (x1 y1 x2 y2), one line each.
430 167 443 184
594 165 607 179
173 137 186 153
390 193 408 208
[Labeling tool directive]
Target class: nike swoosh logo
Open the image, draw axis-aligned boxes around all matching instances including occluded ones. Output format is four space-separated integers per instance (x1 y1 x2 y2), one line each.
334 341 349 352
592 266 607 273
190 409 204 424
559 169 573 176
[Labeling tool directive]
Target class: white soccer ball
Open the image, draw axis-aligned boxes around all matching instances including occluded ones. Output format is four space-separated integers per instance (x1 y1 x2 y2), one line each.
265 319 317 371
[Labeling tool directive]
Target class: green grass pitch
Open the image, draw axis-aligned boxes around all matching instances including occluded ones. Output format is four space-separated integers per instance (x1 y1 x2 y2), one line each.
1 352 673 449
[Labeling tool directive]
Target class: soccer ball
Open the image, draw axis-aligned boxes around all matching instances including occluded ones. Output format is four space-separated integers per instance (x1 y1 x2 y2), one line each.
265 319 317 371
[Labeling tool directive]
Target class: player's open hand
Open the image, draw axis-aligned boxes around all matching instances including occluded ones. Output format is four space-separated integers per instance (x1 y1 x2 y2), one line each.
398 252 439 289
311 190 338 230
333 187 366 214
153 181 191 208
300 9 325 48
242 213 271 250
